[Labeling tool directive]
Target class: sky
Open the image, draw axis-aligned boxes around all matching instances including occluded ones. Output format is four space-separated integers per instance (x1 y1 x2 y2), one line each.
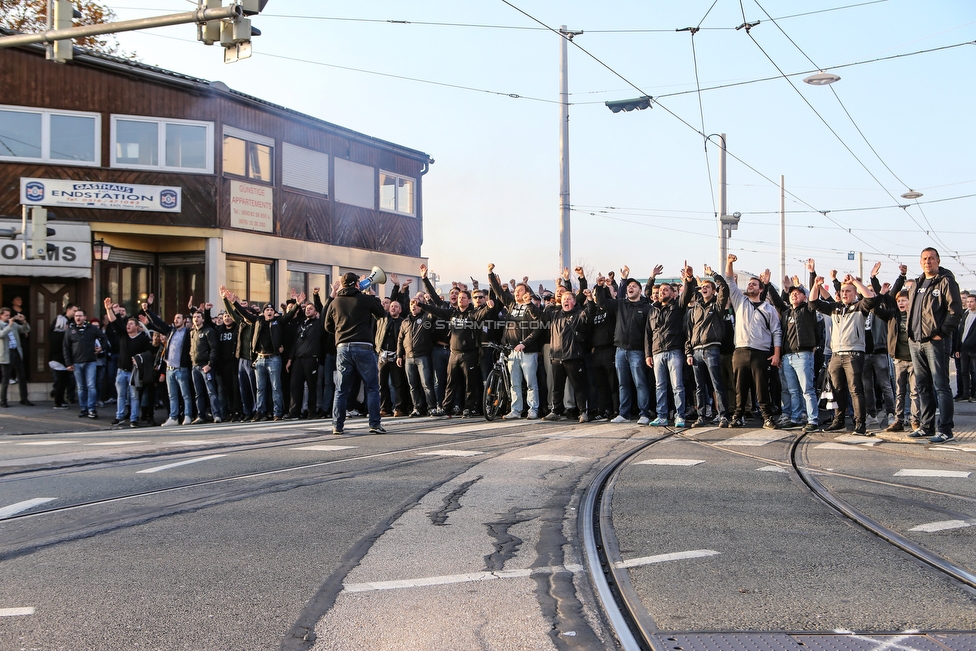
103 0 976 289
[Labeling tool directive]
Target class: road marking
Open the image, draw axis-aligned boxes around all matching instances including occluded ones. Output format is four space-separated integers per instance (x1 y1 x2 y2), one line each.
0 498 57 519
529 429 583 439
16 440 79 446
162 440 218 445
614 549 721 569
292 445 357 451
0 607 34 617
635 458 705 466
344 564 584 593
417 450 483 457
431 421 527 435
910 520 972 532
715 430 789 446
521 454 587 463
815 442 867 451
835 434 881 446
85 441 149 446
136 454 227 474
758 465 789 473
895 469 971 478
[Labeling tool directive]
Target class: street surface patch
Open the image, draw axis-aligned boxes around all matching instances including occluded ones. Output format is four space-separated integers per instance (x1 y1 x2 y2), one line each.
614 549 720 569
521 454 587 463
894 469 971 478
292 445 357 451
0 498 56 519
635 458 705 466
910 520 972 532
136 454 227 473
417 450 483 457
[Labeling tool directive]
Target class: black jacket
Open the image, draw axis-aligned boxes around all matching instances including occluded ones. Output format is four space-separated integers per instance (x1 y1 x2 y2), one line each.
143 308 193 369
397 311 437 359
545 301 594 361
766 287 821 354
488 273 544 352
325 287 385 346
684 273 730 355
63 322 107 366
235 302 300 359
897 266 963 343
594 284 649 351
644 278 693 357
417 302 493 352
189 325 219 367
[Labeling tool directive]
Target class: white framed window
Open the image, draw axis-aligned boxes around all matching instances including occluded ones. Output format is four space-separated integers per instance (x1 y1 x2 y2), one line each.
0 104 100 166
334 158 374 209
282 142 329 195
223 125 274 183
379 171 415 216
111 115 214 173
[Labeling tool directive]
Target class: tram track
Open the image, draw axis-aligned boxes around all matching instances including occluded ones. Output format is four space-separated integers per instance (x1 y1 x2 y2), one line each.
584 426 976 651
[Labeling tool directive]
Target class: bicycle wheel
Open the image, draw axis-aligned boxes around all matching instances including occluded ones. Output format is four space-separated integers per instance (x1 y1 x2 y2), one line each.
483 370 507 421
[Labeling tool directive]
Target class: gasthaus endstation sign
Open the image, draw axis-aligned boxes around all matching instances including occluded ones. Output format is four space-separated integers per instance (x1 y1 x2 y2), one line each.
20 177 182 213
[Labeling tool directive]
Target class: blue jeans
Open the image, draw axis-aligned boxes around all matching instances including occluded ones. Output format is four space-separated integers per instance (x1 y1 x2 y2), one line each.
507 350 539 414
615 348 651 419
254 355 284 417
691 346 728 418
909 338 954 434
192 366 222 420
781 351 819 425
432 345 450 407
404 355 438 411
334 343 381 430
317 353 336 415
115 369 140 422
238 358 256 417
166 367 193 421
653 350 686 419
73 362 98 412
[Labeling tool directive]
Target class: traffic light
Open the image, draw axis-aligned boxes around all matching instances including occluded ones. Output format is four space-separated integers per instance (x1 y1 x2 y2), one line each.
197 0 222 45
605 96 653 113
52 0 74 62
239 0 270 16
21 206 53 260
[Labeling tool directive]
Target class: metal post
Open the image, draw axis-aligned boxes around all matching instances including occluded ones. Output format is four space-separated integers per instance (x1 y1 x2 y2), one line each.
558 26 572 273
858 252 864 280
717 133 727 269
780 175 786 286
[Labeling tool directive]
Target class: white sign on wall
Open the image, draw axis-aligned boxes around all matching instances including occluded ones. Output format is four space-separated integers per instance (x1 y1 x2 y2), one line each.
0 219 92 278
20 177 181 212
230 180 273 233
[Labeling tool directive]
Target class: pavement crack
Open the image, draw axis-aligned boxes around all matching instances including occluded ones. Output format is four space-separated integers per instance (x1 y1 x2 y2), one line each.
483 507 536 571
427 475 483 526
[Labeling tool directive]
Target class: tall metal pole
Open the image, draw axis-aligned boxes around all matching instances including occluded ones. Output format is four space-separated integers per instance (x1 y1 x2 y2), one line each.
780 175 786 286
717 133 727 269
558 26 572 273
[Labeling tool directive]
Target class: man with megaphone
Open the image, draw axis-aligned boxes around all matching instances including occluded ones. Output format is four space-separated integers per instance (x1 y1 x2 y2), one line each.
325 271 388 435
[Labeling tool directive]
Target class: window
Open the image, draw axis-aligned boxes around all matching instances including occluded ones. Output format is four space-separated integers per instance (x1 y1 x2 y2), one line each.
111 115 214 173
223 126 274 183
226 257 274 306
379 171 415 216
282 142 328 195
334 158 374 209
287 269 328 299
0 104 99 165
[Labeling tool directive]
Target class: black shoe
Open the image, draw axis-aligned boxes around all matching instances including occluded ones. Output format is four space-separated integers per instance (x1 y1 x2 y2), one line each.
802 423 819 433
111 418 122 426
252 413 265 422
908 428 930 438
762 418 778 430
369 425 388 434
129 420 140 428
53 404 69 410
78 410 88 418
853 423 872 436
824 420 846 432
20 399 34 406
930 432 954 444
88 411 98 419
731 416 744 428
0 402 8 408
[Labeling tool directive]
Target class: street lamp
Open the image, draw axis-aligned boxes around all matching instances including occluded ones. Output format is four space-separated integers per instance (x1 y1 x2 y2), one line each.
803 71 840 85
901 190 923 200
92 238 112 261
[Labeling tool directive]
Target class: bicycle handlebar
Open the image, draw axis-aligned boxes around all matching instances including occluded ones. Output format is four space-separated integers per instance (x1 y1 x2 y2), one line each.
483 341 514 352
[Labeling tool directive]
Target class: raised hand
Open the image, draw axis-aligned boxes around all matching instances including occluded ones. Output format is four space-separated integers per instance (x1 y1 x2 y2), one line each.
727 254 737 264
651 264 664 278
420 263 428 278
806 258 816 272
759 269 771 284
574 266 584 277
187 296 194 310
791 275 801 288
703 263 714 276
487 263 495 274
620 265 630 279
899 263 908 276
870 261 882 277
561 267 570 281
147 293 154 306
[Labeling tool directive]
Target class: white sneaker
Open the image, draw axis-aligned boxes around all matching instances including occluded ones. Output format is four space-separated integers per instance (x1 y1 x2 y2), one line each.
527 410 539 419
182 417 192 426
637 416 651 426
214 417 222 423
160 418 179 427
611 415 629 424
503 411 521 420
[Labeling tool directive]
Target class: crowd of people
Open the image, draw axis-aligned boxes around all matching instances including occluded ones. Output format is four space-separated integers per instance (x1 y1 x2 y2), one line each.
2 247 967 445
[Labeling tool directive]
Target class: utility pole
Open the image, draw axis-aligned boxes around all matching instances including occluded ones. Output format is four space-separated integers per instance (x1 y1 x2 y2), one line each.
717 133 741 271
780 175 786 286
558 26 581 273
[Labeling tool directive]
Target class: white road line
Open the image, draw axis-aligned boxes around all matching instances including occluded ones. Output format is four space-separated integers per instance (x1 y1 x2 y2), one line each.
85 441 149 446
715 430 789 446
431 420 528 435
0 498 56 519
162 440 218 445
16 440 79 446
416 450 483 457
614 549 721 569
136 454 227 474
344 564 584 593
291 445 357 451
895 469 971 478
635 458 705 466
835 434 881 446
0 607 35 617
520 454 587 463
910 520 972 532
758 465 789 473
815 442 867 451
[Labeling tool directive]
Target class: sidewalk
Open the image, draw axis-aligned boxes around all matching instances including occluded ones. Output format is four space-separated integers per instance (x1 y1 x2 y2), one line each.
0 400 154 436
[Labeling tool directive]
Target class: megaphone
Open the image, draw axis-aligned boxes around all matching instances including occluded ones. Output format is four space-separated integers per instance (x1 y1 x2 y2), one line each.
358 266 387 291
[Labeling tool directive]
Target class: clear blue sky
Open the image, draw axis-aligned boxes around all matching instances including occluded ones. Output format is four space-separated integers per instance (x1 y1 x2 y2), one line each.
107 1 976 288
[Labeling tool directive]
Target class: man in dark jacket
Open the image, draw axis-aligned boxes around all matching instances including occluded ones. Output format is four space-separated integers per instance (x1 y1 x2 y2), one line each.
644 263 693 428
143 301 193 427
188 310 220 424
488 264 544 420
955 294 976 402
63 307 107 419
103 297 152 427
214 311 241 421
685 264 730 427
230 297 300 422
766 280 821 432
375 298 409 416
397 296 441 417
543 289 595 423
325 272 387 435
902 247 963 443
287 290 332 420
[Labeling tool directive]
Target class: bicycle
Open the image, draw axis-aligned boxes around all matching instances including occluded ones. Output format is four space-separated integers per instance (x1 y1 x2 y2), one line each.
482 341 514 421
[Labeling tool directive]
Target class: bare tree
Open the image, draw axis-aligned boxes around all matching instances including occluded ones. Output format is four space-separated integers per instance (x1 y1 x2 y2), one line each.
1 0 129 56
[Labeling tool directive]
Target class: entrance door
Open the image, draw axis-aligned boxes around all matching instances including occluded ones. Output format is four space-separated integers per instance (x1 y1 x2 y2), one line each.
31 281 77 384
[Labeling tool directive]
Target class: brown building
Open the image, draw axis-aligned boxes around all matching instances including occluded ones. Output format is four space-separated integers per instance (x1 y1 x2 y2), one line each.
0 35 432 393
